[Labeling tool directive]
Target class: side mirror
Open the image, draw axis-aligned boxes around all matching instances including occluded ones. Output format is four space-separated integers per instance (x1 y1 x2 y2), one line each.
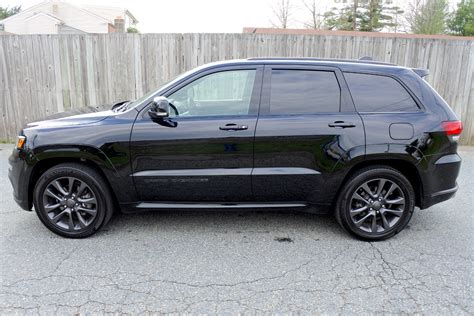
148 96 170 119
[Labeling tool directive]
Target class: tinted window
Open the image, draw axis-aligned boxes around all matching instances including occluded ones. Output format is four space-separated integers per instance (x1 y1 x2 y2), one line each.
269 70 341 114
168 70 256 117
345 73 419 112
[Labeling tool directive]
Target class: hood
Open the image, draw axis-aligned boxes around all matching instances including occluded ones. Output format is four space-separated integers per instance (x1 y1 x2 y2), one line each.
26 106 113 129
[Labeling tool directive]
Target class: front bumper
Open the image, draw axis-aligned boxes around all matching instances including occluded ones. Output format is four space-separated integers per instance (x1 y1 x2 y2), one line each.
8 149 33 211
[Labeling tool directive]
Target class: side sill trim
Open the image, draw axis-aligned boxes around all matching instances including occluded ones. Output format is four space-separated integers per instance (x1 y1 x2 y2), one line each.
132 167 320 177
430 184 458 197
434 154 462 165
252 167 320 175
136 202 308 209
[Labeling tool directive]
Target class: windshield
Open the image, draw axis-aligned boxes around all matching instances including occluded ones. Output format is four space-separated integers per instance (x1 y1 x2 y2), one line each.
124 67 202 111
121 89 156 111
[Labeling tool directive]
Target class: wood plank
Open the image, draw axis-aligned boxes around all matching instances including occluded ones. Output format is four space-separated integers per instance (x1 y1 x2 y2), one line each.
0 34 472 144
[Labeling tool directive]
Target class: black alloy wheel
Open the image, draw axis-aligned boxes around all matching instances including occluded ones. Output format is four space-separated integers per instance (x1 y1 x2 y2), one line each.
33 163 114 238
42 176 98 232
335 166 415 241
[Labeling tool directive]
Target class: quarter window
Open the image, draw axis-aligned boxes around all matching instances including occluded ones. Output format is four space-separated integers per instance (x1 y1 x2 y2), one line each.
168 70 256 117
344 73 419 112
269 70 341 114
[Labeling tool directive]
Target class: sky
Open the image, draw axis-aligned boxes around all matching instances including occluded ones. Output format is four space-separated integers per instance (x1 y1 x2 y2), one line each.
0 0 460 33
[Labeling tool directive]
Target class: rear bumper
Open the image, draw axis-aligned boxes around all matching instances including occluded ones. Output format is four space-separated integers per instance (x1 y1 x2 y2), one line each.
419 153 461 209
420 184 458 209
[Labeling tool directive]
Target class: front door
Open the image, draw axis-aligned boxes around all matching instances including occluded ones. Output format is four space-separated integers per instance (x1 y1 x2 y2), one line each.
130 66 263 202
252 65 365 203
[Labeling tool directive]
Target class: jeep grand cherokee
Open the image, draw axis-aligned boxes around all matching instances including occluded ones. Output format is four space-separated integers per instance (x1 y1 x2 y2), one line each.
9 58 462 240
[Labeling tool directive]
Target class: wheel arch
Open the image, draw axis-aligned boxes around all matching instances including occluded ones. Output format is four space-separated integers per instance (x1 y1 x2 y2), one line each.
332 158 423 209
28 156 119 212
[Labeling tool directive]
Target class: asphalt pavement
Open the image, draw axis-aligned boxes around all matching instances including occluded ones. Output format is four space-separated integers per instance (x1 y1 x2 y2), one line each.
1 144 472 314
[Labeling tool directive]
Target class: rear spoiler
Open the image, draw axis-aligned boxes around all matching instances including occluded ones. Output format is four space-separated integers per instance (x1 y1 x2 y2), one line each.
412 68 429 78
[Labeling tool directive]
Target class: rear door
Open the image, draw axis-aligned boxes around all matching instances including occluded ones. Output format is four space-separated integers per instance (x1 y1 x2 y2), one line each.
252 64 365 203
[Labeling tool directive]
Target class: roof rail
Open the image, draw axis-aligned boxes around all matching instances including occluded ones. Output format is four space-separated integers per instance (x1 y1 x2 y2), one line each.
359 56 373 61
247 57 396 66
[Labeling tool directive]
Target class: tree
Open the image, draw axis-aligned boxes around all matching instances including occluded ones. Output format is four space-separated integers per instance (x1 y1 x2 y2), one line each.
447 0 474 36
302 0 323 29
351 0 359 31
359 0 395 32
385 6 406 33
323 6 355 31
0 5 21 20
271 0 292 29
127 27 139 33
406 0 448 34
322 0 399 32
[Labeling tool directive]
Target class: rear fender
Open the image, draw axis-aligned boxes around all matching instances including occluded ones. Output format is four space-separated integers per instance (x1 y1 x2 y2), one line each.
319 143 424 207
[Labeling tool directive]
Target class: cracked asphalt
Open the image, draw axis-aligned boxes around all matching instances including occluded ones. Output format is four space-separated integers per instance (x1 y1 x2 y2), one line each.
1 144 473 314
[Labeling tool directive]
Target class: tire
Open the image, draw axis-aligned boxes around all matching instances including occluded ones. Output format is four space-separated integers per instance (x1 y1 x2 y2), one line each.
335 166 415 241
33 163 114 238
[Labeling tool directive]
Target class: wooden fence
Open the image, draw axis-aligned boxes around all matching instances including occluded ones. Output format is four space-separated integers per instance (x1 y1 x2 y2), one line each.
0 33 472 144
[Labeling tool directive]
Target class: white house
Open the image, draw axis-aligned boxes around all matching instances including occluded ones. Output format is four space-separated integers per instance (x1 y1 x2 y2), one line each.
0 0 138 34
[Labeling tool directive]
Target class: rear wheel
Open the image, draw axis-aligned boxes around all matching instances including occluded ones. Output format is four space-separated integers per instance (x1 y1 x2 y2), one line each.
335 166 415 241
33 163 114 238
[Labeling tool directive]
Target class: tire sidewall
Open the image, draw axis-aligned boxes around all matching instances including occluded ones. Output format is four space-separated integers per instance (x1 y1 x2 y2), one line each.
33 166 108 238
338 168 415 241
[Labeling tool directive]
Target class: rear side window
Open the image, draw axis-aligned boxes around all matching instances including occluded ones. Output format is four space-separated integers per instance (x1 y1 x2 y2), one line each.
269 70 341 114
345 73 419 112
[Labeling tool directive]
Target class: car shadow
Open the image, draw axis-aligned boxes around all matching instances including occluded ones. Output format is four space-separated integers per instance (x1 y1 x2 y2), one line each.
97 208 345 239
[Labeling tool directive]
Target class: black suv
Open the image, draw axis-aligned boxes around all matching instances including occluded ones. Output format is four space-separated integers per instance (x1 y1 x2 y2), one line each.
9 58 462 240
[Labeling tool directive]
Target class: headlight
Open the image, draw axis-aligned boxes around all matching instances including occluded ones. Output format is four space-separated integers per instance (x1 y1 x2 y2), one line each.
16 136 26 150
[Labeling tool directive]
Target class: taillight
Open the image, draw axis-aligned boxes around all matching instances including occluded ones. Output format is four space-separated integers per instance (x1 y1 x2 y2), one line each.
442 121 462 141
442 121 463 136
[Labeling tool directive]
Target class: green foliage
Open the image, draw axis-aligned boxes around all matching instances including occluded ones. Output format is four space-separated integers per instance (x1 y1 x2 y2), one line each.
448 0 474 36
0 5 21 20
322 0 402 32
385 6 405 32
127 27 139 33
407 0 448 34
323 6 354 31
359 0 397 32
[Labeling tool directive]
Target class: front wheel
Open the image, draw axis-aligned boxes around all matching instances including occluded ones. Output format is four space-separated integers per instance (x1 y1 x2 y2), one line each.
33 163 114 238
335 166 415 241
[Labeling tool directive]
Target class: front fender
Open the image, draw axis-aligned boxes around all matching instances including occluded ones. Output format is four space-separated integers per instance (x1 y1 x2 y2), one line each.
32 144 119 177
26 143 137 206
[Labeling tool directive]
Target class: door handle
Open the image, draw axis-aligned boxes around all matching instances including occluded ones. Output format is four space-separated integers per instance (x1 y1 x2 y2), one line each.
328 121 356 128
219 123 248 131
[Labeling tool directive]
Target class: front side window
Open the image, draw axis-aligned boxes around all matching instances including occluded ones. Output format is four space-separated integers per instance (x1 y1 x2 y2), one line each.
344 73 419 112
168 69 256 117
269 70 341 114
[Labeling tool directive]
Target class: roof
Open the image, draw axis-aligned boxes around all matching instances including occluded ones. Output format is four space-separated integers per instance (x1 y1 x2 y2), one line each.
82 4 138 24
0 1 138 25
0 1 45 23
24 12 63 23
